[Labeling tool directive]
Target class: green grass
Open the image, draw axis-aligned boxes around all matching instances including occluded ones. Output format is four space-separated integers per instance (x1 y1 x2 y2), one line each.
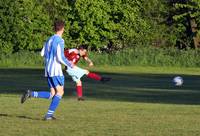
1 47 200 68
1 67 200 136
88 65 200 75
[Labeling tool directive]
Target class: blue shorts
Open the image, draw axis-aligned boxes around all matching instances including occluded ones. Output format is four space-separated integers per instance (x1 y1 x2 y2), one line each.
66 66 87 82
47 76 65 88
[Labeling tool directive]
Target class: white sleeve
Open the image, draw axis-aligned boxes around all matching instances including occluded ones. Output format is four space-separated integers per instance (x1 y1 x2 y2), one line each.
57 44 72 68
41 45 45 57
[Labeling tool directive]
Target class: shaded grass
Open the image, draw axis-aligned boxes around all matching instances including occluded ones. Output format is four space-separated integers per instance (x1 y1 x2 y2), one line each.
0 68 200 104
1 68 200 136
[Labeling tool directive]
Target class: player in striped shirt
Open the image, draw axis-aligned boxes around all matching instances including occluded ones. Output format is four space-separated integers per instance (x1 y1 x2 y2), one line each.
21 20 73 120
64 45 111 101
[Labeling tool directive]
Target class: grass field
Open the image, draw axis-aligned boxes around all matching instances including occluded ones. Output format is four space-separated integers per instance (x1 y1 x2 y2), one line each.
1 67 200 136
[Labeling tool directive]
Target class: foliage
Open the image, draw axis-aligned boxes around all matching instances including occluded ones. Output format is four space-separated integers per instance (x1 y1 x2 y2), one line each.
84 47 200 67
0 0 199 52
173 0 200 23
64 0 152 49
171 0 200 48
139 0 178 47
0 0 51 53
1 47 200 68
0 50 43 68
0 0 175 53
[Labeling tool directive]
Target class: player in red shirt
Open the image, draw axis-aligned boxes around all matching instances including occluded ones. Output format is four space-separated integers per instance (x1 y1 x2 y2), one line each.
64 45 111 101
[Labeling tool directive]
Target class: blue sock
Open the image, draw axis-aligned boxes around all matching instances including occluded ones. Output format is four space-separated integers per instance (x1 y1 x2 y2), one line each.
46 95 62 117
31 91 51 99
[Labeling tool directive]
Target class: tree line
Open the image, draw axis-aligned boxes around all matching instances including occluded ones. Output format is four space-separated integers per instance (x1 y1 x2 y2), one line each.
0 0 199 54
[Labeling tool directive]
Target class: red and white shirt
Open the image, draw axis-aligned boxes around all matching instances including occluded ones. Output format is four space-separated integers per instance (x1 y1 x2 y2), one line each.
64 49 87 64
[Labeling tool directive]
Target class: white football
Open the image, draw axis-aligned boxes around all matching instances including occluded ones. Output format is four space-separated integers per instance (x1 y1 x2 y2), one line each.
173 76 183 86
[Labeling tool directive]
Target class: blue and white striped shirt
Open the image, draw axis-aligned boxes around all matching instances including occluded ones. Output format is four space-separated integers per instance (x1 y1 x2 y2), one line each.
41 34 72 77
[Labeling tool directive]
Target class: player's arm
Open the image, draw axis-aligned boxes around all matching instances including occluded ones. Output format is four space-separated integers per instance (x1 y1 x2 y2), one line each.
40 44 45 57
57 43 73 68
84 56 94 67
41 40 51 57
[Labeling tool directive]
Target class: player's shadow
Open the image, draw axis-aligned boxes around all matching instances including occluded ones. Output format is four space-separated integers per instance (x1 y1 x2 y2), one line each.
0 69 200 105
0 113 41 120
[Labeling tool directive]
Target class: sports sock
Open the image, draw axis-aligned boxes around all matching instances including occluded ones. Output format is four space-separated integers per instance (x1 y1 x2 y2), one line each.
45 94 62 117
76 86 83 97
31 91 51 99
87 72 101 81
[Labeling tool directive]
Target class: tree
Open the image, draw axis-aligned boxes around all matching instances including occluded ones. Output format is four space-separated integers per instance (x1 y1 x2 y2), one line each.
172 0 200 48
0 0 51 53
140 0 178 47
64 0 155 50
0 0 16 54
0 0 188 52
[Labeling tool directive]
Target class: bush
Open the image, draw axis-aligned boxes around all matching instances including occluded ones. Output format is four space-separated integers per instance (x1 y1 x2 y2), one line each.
0 47 200 68
0 50 43 68
80 47 200 67
0 0 52 53
0 0 175 53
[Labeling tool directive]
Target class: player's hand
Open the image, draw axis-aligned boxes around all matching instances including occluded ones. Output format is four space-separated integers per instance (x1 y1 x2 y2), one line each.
89 62 94 67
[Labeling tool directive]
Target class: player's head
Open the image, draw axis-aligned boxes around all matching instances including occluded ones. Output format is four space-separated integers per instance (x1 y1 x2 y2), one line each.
78 45 88 56
54 20 65 33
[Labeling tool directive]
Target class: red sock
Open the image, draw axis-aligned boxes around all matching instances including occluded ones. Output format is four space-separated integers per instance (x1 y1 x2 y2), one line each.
76 86 82 97
87 72 102 81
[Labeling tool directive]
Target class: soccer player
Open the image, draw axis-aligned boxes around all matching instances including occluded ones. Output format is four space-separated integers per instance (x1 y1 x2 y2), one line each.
20 20 73 120
64 45 111 101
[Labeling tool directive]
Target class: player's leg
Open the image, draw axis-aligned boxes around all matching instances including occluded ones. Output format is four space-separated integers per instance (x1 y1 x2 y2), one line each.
21 89 32 103
31 91 52 99
21 90 53 104
86 70 111 83
30 78 56 99
67 66 86 100
76 80 84 101
44 76 65 120
50 88 56 96
44 86 63 120
67 66 103 81
21 78 55 104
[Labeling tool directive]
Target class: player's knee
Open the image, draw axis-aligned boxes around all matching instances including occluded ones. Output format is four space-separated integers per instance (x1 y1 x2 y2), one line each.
50 88 56 98
57 90 64 96
60 91 64 96
76 80 82 86
85 70 89 75
56 86 64 96
50 92 55 99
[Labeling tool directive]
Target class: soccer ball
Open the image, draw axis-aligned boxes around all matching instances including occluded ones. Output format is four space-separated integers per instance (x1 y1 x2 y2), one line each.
173 76 183 86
